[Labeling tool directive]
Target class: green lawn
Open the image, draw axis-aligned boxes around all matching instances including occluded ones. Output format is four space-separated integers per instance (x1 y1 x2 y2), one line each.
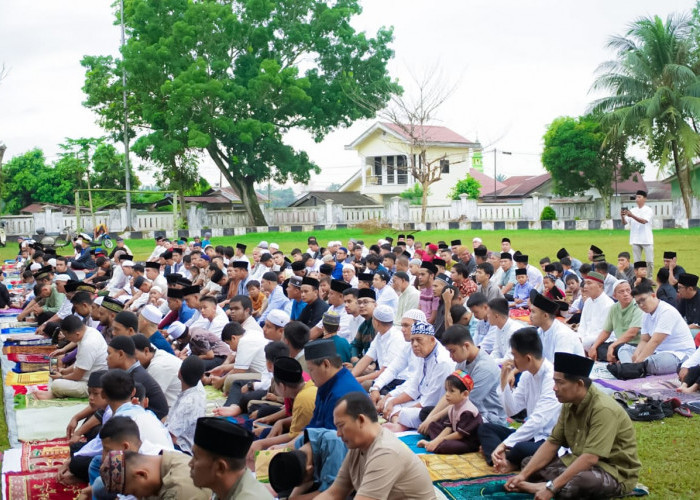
1 227 700 497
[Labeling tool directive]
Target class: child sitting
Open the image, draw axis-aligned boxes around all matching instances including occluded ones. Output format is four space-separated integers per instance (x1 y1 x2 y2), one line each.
321 311 352 363
166 355 206 454
512 268 533 308
542 274 565 301
246 280 266 319
417 370 482 454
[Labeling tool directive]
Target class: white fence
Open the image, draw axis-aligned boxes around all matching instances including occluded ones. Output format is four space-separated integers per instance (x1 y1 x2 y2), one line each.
0 196 677 236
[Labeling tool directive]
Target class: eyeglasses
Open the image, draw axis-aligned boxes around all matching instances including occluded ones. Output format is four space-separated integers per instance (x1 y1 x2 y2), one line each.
357 299 376 305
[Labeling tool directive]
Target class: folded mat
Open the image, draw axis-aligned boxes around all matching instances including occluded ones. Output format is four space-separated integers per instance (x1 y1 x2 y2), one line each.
6 354 49 363
5 468 86 500
1 327 37 334
12 362 49 373
5 371 50 386
419 452 495 482
595 373 699 403
21 438 71 471
435 475 528 500
3 345 55 355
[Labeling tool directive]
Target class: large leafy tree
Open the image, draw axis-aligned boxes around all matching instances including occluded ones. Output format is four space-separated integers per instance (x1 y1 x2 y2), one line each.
82 0 398 225
542 115 643 217
590 14 700 219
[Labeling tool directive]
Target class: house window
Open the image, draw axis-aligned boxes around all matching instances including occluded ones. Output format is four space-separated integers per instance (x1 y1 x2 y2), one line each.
440 159 450 174
373 157 382 185
386 156 395 184
397 155 408 184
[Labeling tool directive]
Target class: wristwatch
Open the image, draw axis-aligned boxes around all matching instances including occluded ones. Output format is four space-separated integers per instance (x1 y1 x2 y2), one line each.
545 480 557 494
369 386 379 393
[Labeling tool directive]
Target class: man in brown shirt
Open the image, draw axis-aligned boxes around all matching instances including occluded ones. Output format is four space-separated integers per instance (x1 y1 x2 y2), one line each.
317 392 435 500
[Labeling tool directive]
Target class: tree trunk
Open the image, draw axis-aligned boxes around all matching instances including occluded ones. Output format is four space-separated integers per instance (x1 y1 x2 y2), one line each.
206 144 268 226
671 140 692 220
178 190 187 225
420 180 429 223
0 144 6 168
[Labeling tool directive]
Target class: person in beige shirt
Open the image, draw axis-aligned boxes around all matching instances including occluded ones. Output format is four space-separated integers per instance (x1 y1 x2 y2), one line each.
317 392 436 500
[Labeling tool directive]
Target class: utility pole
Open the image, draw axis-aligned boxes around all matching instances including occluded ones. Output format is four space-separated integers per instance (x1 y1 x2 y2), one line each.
121 0 133 231
492 149 512 202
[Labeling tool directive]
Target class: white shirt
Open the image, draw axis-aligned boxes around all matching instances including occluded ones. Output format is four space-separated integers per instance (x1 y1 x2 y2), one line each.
365 326 405 368
490 318 527 364
642 300 696 359
234 329 269 373
681 345 700 369
199 307 229 338
538 320 584 362
75 327 108 381
628 205 654 245
375 285 399 313
603 273 617 298
241 315 263 333
372 341 420 391
339 313 364 343
146 348 183 408
395 286 420 326
578 293 615 350
151 274 169 296
147 245 167 262
526 265 543 292
390 342 455 407
499 359 561 447
106 265 127 295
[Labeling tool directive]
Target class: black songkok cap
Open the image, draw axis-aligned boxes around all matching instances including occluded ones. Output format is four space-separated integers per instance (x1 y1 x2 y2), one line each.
301 277 320 288
554 352 594 377
330 279 351 293
269 450 307 492
663 251 676 259
101 296 124 314
450 239 462 246
529 290 560 315
513 254 528 263
500 252 513 260
167 287 184 299
144 261 160 270
304 339 338 361
678 273 698 288
420 261 438 274
474 246 487 257
194 417 254 458
231 261 249 269
590 245 603 255
633 261 647 269
556 248 569 260
357 288 376 300
236 243 247 251
357 273 374 283
181 285 202 296
291 261 306 271
273 356 303 384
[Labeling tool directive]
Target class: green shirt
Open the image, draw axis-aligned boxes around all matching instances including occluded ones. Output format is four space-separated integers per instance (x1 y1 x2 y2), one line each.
214 468 273 500
603 301 644 344
40 286 65 314
351 318 375 359
547 385 641 493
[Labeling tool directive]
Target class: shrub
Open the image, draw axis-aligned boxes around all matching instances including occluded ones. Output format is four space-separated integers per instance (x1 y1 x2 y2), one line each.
448 176 481 200
399 183 425 205
540 206 557 221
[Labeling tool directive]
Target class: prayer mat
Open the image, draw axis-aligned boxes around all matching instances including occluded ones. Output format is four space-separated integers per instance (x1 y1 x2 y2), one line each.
1 327 37 334
5 469 86 499
435 475 530 500
7 354 49 363
0 308 23 316
13 362 50 373
3 345 55 355
595 373 699 404
16 405 85 442
5 371 50 386
399 432 429 454
255 448 291 483
21 439 71 471
14 393 87 410
3 335 52 346
419 452 494 482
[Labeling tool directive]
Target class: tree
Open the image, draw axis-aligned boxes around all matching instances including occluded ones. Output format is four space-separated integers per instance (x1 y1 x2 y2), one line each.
399 183 424 205
268 187 297 208
81 0 398 226
0 149 49 214
590 14 700 219
542 115 643 218
448 175 481 200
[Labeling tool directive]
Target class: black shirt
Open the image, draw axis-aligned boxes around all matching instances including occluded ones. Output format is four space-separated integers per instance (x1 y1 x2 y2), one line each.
129 363 169 420
298 298 330 329
677 290 700 326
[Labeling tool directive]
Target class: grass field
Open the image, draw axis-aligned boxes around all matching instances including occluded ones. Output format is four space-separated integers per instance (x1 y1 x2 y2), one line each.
1 227 699 497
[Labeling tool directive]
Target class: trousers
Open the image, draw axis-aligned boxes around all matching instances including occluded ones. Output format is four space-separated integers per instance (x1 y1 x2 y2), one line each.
631 244 654 277
524 456 622 499
477 423 543 467
617 345 684 375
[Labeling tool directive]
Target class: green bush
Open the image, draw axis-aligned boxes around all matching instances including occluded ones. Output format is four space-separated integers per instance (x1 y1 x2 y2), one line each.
448 175 481 200
399 183 425 205
540 206 557 220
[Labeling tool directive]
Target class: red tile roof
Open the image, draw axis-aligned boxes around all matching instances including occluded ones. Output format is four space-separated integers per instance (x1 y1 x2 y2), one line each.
381 122 474 144
494 173 551 197
468 169 506 197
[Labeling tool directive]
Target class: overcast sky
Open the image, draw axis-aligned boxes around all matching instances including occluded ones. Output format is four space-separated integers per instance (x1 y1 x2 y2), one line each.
0 0 696 193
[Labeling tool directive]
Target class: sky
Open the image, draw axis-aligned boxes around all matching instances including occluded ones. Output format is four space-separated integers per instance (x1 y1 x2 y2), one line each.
0 0 697 194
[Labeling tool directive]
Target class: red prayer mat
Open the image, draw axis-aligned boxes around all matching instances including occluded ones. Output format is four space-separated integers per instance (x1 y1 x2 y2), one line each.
21 439 71 471
5 469 86 499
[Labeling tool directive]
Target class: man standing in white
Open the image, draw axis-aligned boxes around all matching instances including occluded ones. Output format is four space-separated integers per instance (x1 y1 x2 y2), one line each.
622 190 654 276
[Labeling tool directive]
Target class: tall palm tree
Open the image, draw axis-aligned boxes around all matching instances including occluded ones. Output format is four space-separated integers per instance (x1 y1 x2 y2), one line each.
590 14 700 219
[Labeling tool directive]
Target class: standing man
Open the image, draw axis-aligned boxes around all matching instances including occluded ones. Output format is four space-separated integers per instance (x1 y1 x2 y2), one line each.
621 189 654 276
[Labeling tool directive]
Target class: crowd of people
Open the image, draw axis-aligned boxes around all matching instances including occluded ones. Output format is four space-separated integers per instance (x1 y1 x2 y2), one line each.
3 194 699 499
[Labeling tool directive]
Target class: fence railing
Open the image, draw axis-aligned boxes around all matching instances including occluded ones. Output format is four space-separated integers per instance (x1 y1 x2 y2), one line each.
0 197 677 236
